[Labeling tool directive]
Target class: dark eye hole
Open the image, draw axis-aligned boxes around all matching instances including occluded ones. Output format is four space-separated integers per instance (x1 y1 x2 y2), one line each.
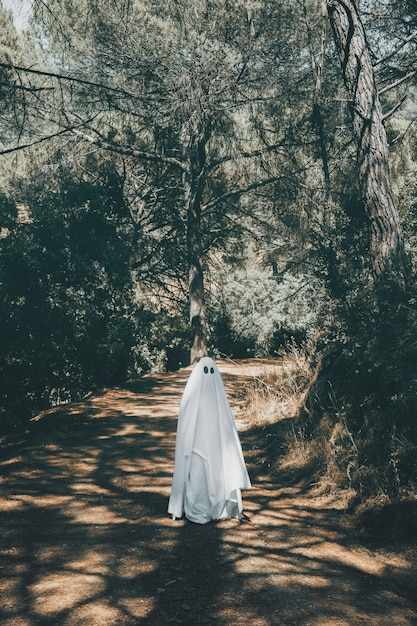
204 366 208 374
210 367 214 374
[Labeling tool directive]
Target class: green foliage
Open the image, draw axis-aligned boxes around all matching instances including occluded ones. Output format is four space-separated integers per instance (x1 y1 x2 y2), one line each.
0 156 138 433
209 267 322 358
300 282 417 501
131 291 190 373
0 143 196 436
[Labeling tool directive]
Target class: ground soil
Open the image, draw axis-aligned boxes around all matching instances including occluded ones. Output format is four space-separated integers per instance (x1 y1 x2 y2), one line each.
1 358 416 625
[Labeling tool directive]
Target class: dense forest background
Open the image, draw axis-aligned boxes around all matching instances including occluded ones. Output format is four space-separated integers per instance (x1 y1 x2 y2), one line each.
1 0 416 508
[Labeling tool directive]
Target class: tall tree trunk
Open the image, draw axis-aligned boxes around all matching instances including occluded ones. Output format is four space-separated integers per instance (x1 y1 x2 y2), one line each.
184 124 210 365
305 1 341 294
327 0 408 290
185 172 207 365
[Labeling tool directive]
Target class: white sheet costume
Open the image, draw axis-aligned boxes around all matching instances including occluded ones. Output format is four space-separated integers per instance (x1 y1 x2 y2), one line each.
168 357 251 524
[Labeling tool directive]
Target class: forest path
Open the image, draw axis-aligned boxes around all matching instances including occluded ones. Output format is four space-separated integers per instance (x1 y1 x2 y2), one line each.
1 359 416 625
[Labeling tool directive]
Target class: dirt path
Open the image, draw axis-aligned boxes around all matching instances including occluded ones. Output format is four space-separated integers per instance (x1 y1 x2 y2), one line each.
1 359 416 625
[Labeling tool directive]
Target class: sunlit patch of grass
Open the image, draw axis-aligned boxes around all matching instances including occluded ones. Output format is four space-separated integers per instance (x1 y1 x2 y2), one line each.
244 341 314 428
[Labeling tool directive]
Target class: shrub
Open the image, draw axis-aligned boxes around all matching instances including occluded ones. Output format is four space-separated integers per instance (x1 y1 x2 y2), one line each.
210 267 323 357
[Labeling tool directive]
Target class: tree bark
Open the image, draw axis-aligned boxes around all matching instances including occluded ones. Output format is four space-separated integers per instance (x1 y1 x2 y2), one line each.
185 176 207 365
327 0 408 290
184 124 210 365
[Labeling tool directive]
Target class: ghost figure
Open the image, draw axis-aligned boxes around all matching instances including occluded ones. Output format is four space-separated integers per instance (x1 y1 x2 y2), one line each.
168 357 251 524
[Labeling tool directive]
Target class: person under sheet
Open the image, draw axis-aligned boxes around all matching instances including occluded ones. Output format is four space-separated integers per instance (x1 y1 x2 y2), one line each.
168 356 251 524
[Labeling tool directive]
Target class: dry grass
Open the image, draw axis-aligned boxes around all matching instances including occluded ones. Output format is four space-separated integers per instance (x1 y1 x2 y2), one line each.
241 343 356 504
243 341 314 428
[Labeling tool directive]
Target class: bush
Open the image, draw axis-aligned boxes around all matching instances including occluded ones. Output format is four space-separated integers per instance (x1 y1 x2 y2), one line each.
209 267 323 358
0 167 136 434
298 282 417 502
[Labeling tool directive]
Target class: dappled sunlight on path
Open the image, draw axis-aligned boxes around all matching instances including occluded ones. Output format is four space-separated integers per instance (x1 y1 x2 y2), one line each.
1 359 416 625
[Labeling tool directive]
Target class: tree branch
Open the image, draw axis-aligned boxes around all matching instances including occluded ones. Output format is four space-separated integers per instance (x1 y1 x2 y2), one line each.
379 70 417 95
202 175 286 211
0 82 52 94
374 30 417 67
382 94 408 121
0 128 71 156
71 128 187 171
0 61 138 99
208 142 286 170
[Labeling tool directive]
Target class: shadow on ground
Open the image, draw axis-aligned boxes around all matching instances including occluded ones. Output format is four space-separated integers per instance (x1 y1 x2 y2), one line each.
1 361 417 625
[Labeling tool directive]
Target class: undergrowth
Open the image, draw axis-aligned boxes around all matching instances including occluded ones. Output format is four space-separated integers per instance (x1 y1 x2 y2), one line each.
243 340 313 427
243 295 417 542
